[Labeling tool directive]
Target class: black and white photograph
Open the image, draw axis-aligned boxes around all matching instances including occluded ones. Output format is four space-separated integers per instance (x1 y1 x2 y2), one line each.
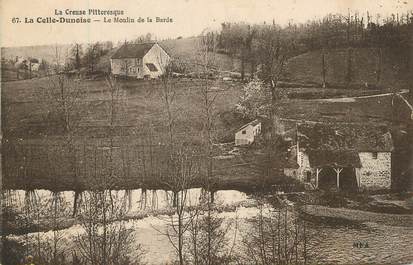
0 0 412 264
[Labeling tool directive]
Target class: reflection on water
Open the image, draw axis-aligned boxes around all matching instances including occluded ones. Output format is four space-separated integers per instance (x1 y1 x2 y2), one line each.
6 188 249 213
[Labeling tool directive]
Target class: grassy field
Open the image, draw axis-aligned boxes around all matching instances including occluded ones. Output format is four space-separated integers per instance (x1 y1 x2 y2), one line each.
2 77 247 139
3 74 410 190
2 76 252 190
3 75 404 140
278 95 401 123
284 48 411 89
161 37 240 71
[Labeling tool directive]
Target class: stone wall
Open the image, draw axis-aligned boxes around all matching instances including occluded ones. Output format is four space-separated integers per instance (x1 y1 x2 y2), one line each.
295 151 315 186
284 168 298 178
294 151 392 190
356 152 392 189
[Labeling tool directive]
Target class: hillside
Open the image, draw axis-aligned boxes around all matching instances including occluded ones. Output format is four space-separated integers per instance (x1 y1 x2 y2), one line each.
1 37 239 73
6 41 410 89
161 37 240 71
1 44 72 64
283 48 411 89
96 37 240 72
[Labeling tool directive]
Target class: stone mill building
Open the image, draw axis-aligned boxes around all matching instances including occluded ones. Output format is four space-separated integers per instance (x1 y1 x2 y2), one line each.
284 122 393 191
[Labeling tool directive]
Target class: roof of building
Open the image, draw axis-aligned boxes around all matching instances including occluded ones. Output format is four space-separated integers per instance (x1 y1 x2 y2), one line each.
308 150 361 168
282 145 300 169
237 119 261 132
298 123 393 153
111 42 156 59
297 123 393 168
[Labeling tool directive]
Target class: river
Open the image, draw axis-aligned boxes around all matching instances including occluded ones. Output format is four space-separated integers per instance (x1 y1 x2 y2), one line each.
4 189 413 264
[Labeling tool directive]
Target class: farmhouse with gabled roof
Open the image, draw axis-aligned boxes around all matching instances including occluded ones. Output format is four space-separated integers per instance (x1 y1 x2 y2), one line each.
110 42 170 79
284 122 393 191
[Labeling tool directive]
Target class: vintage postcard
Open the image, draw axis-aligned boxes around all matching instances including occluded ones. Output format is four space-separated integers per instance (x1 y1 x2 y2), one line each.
1 0 412 264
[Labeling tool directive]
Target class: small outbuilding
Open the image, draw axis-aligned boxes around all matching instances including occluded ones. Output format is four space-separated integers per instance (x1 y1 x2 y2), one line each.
235 119 261 146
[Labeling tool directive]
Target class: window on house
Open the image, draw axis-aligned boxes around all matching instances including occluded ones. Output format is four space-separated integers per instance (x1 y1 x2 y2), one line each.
372 152 378 159
146 63 158 72
242 130 246 134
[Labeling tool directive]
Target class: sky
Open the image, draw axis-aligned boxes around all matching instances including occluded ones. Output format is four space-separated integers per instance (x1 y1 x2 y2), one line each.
0 0 411 47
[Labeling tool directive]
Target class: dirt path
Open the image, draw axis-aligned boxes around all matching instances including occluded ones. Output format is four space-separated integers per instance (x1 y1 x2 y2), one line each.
310 89 409 103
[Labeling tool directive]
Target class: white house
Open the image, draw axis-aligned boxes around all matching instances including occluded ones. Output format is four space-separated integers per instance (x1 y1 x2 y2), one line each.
14 57 41 71
14 56 25 67
110 42 170 79
235 120 261 146
284 123 393 191
28 58 41 71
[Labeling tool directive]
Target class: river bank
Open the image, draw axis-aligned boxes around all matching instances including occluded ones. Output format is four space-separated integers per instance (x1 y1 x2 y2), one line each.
300 204 412 227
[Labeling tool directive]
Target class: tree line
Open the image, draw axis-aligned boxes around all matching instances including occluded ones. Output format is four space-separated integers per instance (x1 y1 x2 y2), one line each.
216 11 412 82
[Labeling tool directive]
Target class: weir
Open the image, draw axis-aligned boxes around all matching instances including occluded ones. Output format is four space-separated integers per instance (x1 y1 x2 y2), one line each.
2 188 249 216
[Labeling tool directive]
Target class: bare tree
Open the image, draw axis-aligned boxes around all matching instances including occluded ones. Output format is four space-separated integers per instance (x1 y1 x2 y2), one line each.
42 59 85 215
186 195 233 265
346 47 353 86
197 30 221 198
239 25 257 81
85 42 103 72
257 22 294 131
241 198 309 265
33 191 71 265
44 74 83 135
76 90 139 264
376 47 383 84
321 48 327 88
19 190 70 265
182 30 238 265
156 147 200 265
75 189 142 265
70 43 83 70
255 23 297 187
132 33 154 44
35 147 72 265
154 53 202 265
